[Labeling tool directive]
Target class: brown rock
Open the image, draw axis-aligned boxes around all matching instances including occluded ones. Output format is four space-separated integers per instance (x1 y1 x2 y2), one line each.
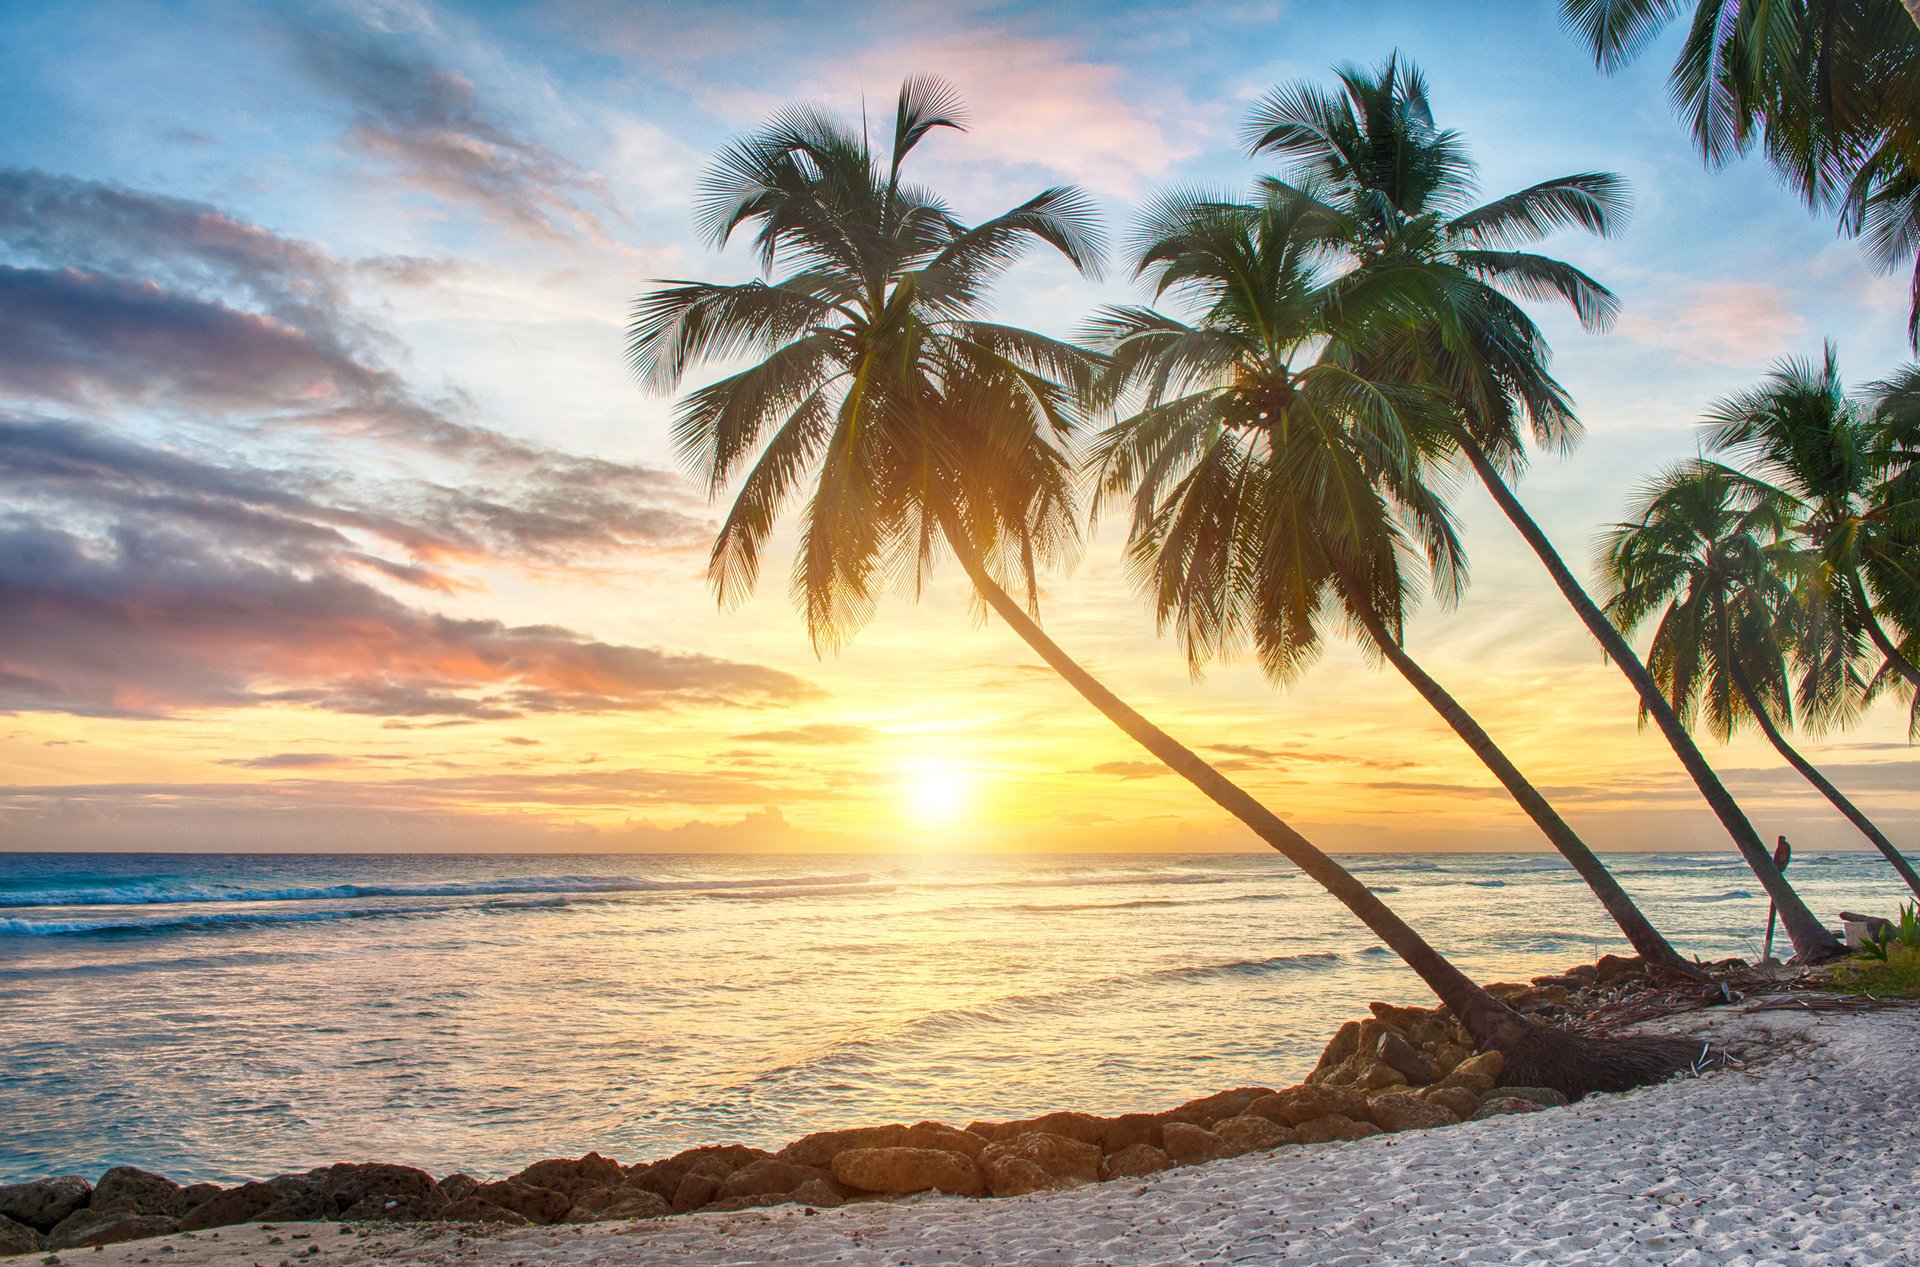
340 1193 449 1222
1421 1085 1483 1119
1162 1087 1272 1128
1491 1086 1569 1109
508 1153 624 1199
0 1176 91 1232
1368 1001 1437 1032
1214 1115 1296 1154
90 1167 188 1218
716 1159 832 1202
668 1161 732 1215
1001 1112 1106 1148
1374 1032 1436 1084
440 1197 530 1225
629 1145 770 1201
830 1147 982 1196
46 1210 177 1250
437 1174 479 1202
788 1179 844 1208
560 1188 670 1223
472 1179 571 1225
978 1133 1102 1196
1436 1049 1504 1094
1360 1060 1410 1091
1100 1144 1173 1180
1293 1114 1383 1144
778 1126 905 1168
1425 1041 1473 1077
1367 1093 1459 1132
1159 1122 1226 1164
0 1213 39 1256
1308 1020 1363 1079
1562 964 1599 984
1249 1084 1370 1127
1594 953 1644 985
899 1122 986 1160
1099 1113 1162 1154
1473 1096 1547 1120
314 1163 441 1218
177 1182 281 1231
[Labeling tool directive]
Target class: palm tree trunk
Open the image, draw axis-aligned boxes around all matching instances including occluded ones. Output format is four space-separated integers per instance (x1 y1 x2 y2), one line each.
1728 663 1920 899
1453 428 1844 961
1904 0 1920 36
1348 602 1700 975
1861 605 1920 694
943 525 1701 1095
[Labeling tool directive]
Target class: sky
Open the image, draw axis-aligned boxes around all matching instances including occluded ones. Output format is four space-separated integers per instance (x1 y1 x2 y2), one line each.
0 0 1914 855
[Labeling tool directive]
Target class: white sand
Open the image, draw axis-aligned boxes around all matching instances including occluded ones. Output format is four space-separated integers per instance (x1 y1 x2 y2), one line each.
36 1001 1920 1267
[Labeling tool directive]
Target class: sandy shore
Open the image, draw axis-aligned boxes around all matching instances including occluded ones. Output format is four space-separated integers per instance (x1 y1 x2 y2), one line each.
28 999 1916 1267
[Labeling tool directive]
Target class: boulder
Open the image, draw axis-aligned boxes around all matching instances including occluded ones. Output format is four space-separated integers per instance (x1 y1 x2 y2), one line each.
1098 1114 1162 1154
439 1197 530 1225
1435 1050 1504 1094
0 1175 91 1232
1367 1093 1458 1133
978 1133 1102 1196
898 1122 986 1160
1359 1061 1409 1092
787 1179 844 1208
1421 1085 1483 1119
1308 1020 1364 1079
1424 1041 1474 1077
1162 1087 1272 1128
1247 1084 1369 1127
1374 1032 1435 1084
471 1179 571 1225
90 1166 188 1218
46 1210 177 1250
1594 953 1644 985
177 1182 282 1231
437 1174 480 1202
1293 1114 1383 1144
0 1214 41 1256
313 1163 441 1218
830 1147 982 1197
1529 973 1586 991
630 1145 769 1201
340 1193 449 1222
1488 1086 1568 1109
715 1159 833 1202
1562 964 1599 984
1367 1002 1437 1032
560 1187 670 1223
778 1126 904 1168
1159 1123 1226 1164
996 1112 1106 1148
669 1160 734 1215
1213 1115 1295 1154
1100 1144 1172 1180
1472 1096 1547 1120
508 1153 624 1199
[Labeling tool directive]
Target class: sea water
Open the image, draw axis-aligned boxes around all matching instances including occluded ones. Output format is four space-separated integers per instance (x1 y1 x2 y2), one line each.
0 849 1906 1183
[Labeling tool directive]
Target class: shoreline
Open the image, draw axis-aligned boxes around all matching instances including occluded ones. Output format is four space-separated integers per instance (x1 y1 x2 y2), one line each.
3 953 1891 1263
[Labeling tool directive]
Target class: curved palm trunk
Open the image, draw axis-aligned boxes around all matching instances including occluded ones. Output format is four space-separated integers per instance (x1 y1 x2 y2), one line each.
944 529 1700 1095
1454 429 1844 961
1728 663 1920 899
1349 604 1700 975
1862 606 1920 694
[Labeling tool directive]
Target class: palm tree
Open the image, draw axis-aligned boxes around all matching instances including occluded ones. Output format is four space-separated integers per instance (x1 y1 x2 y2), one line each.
1088 187 1697 977
630 79 1698 1096
1702 347 1920 699
1602 461 1920 898
1558 0 1920 346
1245 57 1844 959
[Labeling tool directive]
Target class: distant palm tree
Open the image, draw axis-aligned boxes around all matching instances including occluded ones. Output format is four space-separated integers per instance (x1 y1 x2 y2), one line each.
1088 186 1697 977
1558 0 1920 346
1246 56 1844 959
1702 347 1920 700
1602 461 1920 897
631 79 1697 1095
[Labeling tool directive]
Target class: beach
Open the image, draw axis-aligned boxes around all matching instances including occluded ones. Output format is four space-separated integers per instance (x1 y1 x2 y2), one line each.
11 999 1913 1266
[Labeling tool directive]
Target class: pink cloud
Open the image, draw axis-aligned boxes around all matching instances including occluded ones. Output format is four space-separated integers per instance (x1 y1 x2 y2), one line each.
1617 280 1809 368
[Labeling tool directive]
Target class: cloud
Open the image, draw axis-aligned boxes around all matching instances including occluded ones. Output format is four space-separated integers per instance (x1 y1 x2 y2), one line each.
734 723 877 745
220 752 369 769
1087 760 1169 779
290 20 615 245
1617 280 1809 369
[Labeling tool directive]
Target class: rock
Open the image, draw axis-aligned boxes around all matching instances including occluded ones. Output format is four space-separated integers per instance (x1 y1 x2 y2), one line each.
778 1126 905 1168
177 1183 282 1231
1098 1114 1161 1154
1309 1020 1364 1079
978 1133 1102 1196
1374 1032 1436 1084
1530 973 1585 991
1293 1114 1383 1144
1421 1085 1483 1119
1248 1084 1370 1127
1367 1093 1459 1132
898 1122 986 1160
1424 1041 1474 1077
1562 964 1599 984
1594 953 1644 985
999 1112 1107 1147
560 1187 670 1223
1214 1115 1296 1154
1491 1086 1569 1109
0 1176 91 1232
1162 1087 1272 1128
1100 1144 1172 1179
716 1159 833 1202
472 1180 571 1225
340 1193 449 1222
1368 1002 1437 1032
830 1147 982 1196
1360 1060 1410 1091
1436 1049 1504 1094
46 1210 178 1250
1159 1122 1226 1164
508 1153 624 1199
630 1146 770 1201
313 1163 441 1218
437 1174 479 1202
440 1197 530 1225
90 1167 188 1218
787 1179 844 1208
0 1214 42 1255
669 1161 733 1215
1473 1095 1547 1119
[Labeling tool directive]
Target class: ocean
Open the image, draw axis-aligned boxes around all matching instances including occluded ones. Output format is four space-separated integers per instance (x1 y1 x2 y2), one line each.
0 849 1907 1185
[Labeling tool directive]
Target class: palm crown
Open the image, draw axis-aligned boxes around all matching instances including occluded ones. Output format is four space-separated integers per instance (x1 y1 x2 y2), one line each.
626 76 1104 648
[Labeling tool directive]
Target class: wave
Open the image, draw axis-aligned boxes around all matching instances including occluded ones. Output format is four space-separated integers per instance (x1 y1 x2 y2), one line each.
1011 891 1291 914
0 872 873 910
1682 889 1757 903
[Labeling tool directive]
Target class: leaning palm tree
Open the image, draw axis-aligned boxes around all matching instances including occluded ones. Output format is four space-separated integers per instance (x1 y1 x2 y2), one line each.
1602 461 1920 897
1245 57 1843 959
1088 186 1697 977
630 79 1698 1095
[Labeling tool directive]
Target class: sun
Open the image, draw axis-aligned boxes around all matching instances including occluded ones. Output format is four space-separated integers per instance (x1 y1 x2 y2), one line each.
902 757 970 826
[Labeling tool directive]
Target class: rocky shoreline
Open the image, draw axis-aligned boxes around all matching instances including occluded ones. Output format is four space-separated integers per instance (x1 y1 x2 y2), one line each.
0 952 1690 1258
